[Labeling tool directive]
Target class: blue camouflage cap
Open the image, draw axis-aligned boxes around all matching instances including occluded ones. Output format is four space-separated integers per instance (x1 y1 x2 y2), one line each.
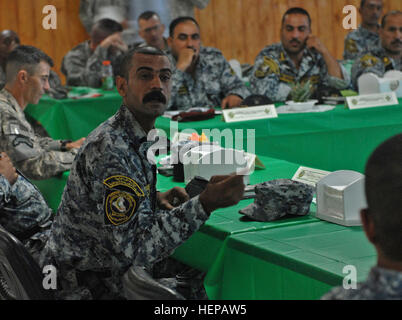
239 179 314 222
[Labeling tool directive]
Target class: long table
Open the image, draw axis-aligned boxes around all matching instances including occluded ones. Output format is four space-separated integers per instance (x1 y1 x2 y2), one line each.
24 89 379 299
157 156 375 300
26 90 402 173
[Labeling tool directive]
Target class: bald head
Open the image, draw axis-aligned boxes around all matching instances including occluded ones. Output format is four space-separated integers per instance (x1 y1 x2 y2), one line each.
0 30 20 61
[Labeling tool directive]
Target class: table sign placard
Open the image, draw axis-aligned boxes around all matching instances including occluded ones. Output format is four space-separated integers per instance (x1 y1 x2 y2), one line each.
346 92 398 110
222 105 277 123
292 166 331 187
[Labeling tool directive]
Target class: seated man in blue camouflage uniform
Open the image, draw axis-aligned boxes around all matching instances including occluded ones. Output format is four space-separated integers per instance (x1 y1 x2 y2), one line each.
250 7 350 102
322 133 402 300
39 46 245 300
351 10 402 89
343 0 383 61
61 18 128 87
166 16 250 110
0 152 53 260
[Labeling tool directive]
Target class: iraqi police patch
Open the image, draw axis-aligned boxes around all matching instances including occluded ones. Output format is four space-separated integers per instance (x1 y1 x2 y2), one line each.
103 175 145 226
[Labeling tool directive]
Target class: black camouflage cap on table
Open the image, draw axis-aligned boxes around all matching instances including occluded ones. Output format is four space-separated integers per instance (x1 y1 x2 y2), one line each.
239 179 314 222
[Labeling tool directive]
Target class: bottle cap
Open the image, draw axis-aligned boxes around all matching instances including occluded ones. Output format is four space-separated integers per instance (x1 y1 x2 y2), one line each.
102 60 111 66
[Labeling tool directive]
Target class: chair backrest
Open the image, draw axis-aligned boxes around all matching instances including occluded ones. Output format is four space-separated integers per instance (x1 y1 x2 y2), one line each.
122 265 185 300
0 226 53 300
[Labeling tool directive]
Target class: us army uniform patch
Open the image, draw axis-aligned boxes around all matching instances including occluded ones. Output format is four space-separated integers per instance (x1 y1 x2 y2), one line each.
103 175 145 226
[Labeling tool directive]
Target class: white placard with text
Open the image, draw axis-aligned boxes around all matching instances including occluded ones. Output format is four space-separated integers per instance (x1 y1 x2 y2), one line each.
292 166 331 187
346 92 398 110
222 105 278 123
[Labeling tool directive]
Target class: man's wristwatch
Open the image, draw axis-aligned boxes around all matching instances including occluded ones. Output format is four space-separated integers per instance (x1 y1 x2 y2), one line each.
60 140 72 151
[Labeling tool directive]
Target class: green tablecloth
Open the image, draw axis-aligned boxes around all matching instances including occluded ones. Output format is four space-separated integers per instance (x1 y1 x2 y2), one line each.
26 88 402 173
25 87 122 141
213 222 375 300
155 99 402 173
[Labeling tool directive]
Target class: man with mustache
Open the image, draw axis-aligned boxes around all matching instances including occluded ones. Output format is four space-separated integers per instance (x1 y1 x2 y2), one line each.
250 7 350 102
166 16 250 110
343 0 383 61
351 10 402 90
39 46 245 299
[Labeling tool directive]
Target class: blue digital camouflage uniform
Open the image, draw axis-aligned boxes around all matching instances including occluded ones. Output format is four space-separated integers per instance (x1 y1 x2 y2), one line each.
0 173 52 242
0 88 77 180
321 266 402 300
351 47 402 89
61 40 124 88
166 46 250 110
39 105 210 300
343 25 381 61
249 43 351 102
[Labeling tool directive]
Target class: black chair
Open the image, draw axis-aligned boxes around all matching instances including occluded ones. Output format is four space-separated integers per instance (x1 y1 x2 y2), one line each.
122 265 185 300
0 226 53 300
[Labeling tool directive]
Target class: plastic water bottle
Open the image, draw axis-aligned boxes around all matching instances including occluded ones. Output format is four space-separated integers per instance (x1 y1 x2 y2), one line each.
102 60 114 90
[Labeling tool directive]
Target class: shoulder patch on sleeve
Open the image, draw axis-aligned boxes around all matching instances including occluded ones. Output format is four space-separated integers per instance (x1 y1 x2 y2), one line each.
103 175 145 226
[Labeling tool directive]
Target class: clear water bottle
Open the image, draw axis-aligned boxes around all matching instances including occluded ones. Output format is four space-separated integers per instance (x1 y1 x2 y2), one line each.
102 60 114 90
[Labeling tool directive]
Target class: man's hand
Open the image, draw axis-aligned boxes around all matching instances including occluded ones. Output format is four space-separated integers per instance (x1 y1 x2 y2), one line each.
0 152 18 185
100 32 128 52
221 95 243 109
199 174 245 214
306 35 328 55
306 34 343 79
176 47 197 72
157 187 190 210
66 137 86 150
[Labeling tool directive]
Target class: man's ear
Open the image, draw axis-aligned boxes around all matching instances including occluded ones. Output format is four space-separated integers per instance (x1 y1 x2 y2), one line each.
16 70 29 85
161 24 166 33
360 208 377 245
115 75 127 97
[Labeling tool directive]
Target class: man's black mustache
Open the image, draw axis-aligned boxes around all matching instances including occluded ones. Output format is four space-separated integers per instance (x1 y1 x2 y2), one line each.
391 40 402 45
143 91 166 104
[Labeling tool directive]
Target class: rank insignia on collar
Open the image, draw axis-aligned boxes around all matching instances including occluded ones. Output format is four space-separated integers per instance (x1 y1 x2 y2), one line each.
360 54 378 68
103 175 145 226
345 39 358 53
178 85 189 95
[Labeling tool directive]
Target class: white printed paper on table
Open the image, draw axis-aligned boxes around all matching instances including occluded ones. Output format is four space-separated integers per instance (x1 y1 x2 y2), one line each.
346 92 398 110
292 166 331 187
222 105 278 123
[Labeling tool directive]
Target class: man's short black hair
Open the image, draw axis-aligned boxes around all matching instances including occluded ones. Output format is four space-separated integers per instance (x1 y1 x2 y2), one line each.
138 11 160 22
281 7 312 28
169 16 200 38
116 45 169 80
381 10 402 29
5 45 53 82
91 18 123 44
365 133 402 261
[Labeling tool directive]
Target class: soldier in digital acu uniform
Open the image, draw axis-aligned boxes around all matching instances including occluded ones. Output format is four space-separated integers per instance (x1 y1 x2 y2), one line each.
61 18 128 88
39 46 245 300
351 11 402 89
250 8 350 103
166 17 249 110
0 46 84 180
343 0 383 61
322 134 402 300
